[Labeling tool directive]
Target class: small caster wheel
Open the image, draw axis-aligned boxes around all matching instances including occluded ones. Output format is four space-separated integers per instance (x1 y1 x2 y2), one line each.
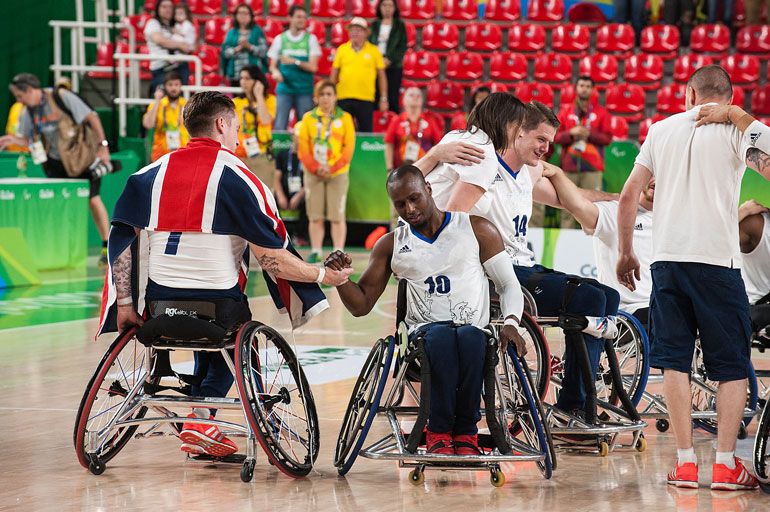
409 468 424 486
656 419 669 433
490 468 505 487
88 456 106 475
240 460 255 482
598 441 609 457
635 434 647 453
760 481 770 495
738 424 748 440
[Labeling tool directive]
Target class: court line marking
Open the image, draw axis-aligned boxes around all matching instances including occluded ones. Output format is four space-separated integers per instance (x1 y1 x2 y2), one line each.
0 406 77 412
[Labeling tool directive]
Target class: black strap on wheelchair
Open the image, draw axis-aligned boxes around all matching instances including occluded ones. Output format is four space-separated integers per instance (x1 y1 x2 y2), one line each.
406 336 431 454
483 339 512 455
756 291 770 306
572 332 598 424
141 349 207 396
602 339 642 421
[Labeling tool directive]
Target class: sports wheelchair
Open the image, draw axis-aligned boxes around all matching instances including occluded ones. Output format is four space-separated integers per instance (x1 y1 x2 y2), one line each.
491 285 649 457
750 303 770 493
334 282 555 486
73 299 319 482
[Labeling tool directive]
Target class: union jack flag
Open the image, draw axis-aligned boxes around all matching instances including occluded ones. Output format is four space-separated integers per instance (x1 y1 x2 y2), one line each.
96 138 328 338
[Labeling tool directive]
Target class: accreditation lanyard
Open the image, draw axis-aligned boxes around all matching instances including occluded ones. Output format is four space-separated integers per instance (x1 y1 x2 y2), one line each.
162 102 182 150
286 150 302 194
402 117 425 163
313 113 334 165
242 105 266 157
29 99 49 164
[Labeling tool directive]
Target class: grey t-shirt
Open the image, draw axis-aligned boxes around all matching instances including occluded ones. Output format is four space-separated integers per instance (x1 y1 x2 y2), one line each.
17 89 93 160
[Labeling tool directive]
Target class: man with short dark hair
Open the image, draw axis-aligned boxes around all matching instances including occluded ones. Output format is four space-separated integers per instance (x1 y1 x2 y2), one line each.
0 73 112 266
99 90 352 457
555 76 613 229
619 64 770 490
142 71 189 161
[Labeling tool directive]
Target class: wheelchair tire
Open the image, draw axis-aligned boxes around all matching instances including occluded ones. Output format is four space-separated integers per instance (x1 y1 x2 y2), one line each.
755 399 770 483
693 360 759 435
604 311 650 408
234 321 320 478
74 327 155 469
334 336 395 475
520 312 551 401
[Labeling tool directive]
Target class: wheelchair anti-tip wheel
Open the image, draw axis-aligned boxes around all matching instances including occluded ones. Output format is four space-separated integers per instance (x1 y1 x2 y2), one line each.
334 336 395 475
74 327 157 471
234 321 319 478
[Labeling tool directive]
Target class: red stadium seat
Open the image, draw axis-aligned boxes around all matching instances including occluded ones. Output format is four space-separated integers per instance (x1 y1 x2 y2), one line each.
330 21 349 46
623 53 664 90
638 114 667 143
88 43 120 79
558 83 599 106
188 0 222 16
306 19 326 45
310 0 346 18
567 2 606 24
421 22 459 51
608 115 629 140
426 80 465 110
464 23 503 52
527 0 565 24
508 23 546 55
269 0 299 17
534 53 573 84
470 80 512 94
262 19 285 44
445 51 484 81
732 86 746 108
595 23 635 59
605 83 646 121
351 0 377 17
120 14 151 43
513 82 555 107
189 44 221 76
401 0 436 20
203 17 233 45
402 50 441 81
672 54 714 83
578 53 619 86
316 47 335 76
137 45 152 80
231 0 261 13
736 25 770 54
442 0 477 20
722 54 761 90
751 84 770 115
485 0 521 21
657 83 687 115
373 110 397 133
551 23 591 58
689 24 731 58
489 52 528 82
202 73 225 86
405 23 417 47
640 25 680 60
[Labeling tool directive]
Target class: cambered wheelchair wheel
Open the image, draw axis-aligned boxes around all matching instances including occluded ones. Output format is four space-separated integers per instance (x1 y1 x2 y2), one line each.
334 336 395 475
597 311 650 408
234 321 320 478
753 399 770 491
74 327 156 471
500 346 555 478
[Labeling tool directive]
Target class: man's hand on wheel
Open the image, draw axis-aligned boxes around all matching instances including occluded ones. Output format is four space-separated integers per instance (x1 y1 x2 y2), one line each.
323 250 353 271
500 323 527 357
117 305 143 332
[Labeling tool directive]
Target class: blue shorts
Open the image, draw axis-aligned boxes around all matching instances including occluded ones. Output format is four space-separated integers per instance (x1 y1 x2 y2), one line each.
649 261 752 381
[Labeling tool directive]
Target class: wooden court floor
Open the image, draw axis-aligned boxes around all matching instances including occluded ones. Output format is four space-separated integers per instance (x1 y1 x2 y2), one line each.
1 284 769 511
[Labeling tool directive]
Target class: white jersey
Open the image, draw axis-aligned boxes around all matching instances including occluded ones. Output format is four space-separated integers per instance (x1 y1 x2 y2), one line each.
147 231 247 290
426 129 500 216
480 156 537 267
741 212 770 304
391 212 490 331
588 201 653 313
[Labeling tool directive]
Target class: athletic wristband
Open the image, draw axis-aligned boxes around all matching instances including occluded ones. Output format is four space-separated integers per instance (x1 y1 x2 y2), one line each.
117 297 133 306
315 266 326 284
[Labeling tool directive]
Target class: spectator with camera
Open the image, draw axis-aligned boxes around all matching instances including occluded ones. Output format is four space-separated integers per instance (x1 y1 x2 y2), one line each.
233 65 276 187
142 71 189 161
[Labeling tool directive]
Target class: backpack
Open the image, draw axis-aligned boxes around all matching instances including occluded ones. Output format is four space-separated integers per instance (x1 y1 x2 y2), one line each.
46 88 100 177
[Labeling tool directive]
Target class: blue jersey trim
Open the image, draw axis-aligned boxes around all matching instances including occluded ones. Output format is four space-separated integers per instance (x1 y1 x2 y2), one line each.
497 154 520 179
410 211 452 244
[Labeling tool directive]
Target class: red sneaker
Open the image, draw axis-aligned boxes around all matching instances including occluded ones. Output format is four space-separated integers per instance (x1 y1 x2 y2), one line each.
711 458 759 491
667 462 699 489
179 414 238 458
453 434 482 456
426 430 453 455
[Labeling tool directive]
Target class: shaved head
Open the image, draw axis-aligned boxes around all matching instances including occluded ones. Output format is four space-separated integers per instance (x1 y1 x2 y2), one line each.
687 65 733 102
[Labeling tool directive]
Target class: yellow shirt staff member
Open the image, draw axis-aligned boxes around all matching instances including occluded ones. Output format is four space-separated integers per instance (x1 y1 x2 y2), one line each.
297 80 356 262
233 64 276 188
142 71 189 161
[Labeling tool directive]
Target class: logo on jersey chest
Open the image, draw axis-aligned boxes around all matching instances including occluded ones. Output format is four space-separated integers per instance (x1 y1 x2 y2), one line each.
634 222 643 231
398 245 412 254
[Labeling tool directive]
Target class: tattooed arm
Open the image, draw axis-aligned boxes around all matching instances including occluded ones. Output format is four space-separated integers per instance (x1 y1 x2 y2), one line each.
114 245 144 332
746 148 770 180
248 244 353 286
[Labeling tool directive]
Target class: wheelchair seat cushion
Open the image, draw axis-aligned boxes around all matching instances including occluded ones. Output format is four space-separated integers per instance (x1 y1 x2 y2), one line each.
136 314 228 345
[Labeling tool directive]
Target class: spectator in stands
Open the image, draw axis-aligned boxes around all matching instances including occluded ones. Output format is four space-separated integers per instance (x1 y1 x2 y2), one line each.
268 4 321 130
663 0 695 46
383 87 442 170
297 80 356 262
0 73 112 266
142 71 189 161
613 0 646 45
222 3 269 86
233 65 276 187
172 3 197 53
369 0 407 114
745 0 769 24
145 0 194 94
706 0 733 25
273 122 308 245
331 17 388 132
449 85 490 131
555 76 613 229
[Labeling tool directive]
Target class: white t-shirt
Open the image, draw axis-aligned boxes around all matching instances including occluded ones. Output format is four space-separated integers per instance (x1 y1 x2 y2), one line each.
173 20 197 47
741 212 770 303
635 103 752 268
426 129 499 216
267 31 322 61
377 23 392 57
144 19 178 71
148 231 247 290
588 201 653 313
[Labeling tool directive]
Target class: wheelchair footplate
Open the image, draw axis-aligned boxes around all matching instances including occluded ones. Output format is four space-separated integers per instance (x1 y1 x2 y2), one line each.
545 405 647 457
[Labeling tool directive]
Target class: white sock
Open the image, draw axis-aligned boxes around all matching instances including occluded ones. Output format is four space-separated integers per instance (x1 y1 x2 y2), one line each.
333 247 343 253
192 408 209 419
677 447 697 465
311 248 321 255
715 451 736 469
